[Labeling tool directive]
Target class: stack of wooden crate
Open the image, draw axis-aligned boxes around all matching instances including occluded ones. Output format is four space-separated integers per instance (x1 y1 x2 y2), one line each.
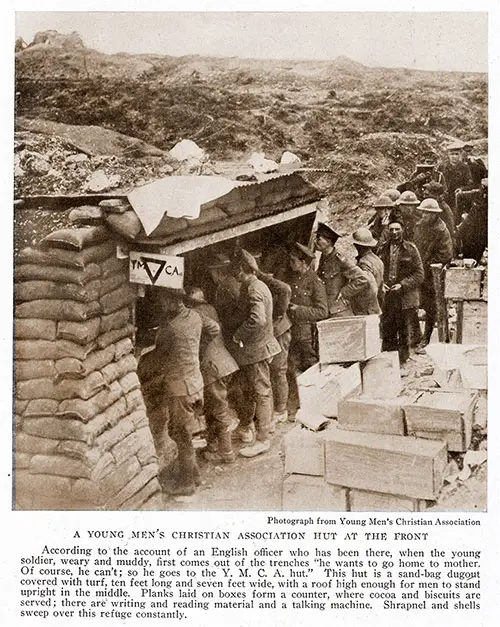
282 315 479 512
444 264 487 345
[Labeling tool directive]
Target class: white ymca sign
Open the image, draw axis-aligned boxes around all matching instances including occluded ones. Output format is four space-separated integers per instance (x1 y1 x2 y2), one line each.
129 251 184 288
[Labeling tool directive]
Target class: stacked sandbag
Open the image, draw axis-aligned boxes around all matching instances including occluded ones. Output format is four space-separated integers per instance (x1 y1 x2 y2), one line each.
14 225 163 511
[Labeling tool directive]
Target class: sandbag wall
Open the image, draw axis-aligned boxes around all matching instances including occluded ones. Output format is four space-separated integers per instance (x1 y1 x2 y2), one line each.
14 225 163 510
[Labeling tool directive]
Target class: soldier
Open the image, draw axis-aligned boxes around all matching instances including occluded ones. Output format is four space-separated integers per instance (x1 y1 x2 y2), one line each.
229 250 281 458
155 288 219 496
462 142 488 189
438 142 473 221
377 221 424 364
414 199 454 353
397 151 446 200
395 190 421 242
184 286 239 465
314 222 347 317
352 227 385 309
207 253 241 345
337 254 381 316
381 188 401 204
286 242 328 421
242 251 293 430
367 195 395 252
456 178 488 263
421 181 457 255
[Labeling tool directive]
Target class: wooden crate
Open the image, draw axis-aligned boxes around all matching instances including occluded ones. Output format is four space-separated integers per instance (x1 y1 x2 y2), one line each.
403 390 478 453
283 425 327 476
316 315 381 364
282 474 348 511
324 429 447 500
361 351 401 398
297 362 361 418
349 488 427 512
337 395 406 436
462 301 487 345
444 267 483 300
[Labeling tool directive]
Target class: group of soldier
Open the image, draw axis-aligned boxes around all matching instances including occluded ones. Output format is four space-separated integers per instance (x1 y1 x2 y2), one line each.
148 139 487 497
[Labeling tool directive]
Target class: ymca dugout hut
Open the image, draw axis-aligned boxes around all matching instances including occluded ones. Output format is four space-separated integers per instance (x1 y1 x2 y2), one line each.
14 171 324 510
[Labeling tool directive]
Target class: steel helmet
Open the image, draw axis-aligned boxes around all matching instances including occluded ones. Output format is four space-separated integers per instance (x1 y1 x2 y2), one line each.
418 198 442 213
373 195 395 209
397 190 420 206
382 189 401 203
352 227 378 248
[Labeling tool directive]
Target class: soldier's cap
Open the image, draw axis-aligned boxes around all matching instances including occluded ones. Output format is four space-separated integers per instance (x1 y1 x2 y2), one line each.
207 253 231 269
290 242 316 261
351 227 378 248
373 195 395 209
397 190 420 206
422 181 445 194
233 248 259 272
446 140 465 152
184 286 207 305
418 198 442 213
316 222 342 243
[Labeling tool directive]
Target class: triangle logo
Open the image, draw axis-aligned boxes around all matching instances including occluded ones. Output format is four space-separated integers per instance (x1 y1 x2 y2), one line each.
140 256 166 285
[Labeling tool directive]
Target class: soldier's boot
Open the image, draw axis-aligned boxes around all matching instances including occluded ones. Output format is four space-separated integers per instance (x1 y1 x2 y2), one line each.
167 451 197 496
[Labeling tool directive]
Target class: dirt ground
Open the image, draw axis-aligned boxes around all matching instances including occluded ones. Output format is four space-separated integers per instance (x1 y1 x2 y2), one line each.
159 347 487 514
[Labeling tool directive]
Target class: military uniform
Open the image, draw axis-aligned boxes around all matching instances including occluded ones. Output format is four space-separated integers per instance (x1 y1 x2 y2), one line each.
231 275 281 443
286 268 328 416
316 250 347 316
155 304 219 492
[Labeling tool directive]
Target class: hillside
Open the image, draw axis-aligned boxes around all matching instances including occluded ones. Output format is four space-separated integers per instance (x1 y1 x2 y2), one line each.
14 31 488 241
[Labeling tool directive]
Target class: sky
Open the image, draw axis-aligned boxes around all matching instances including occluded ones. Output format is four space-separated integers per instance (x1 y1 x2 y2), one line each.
14 10 488 73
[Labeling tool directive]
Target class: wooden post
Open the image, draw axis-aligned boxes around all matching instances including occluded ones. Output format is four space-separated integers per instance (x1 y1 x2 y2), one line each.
430 263 449 343
454 300 464 344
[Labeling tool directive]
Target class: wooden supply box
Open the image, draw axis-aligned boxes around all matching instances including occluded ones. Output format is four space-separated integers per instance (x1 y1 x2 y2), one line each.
282 474 348 511
403 390 478 453
462 301 487 345
337 395 406 436
444 266 483 300
361 351 401 398
316 315 381 364
283 425 328 476
349 489 427 512
324 429 447 501
297 362 361 418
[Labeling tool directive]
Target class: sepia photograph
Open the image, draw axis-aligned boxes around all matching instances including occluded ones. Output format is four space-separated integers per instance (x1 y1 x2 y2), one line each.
12 9 488 514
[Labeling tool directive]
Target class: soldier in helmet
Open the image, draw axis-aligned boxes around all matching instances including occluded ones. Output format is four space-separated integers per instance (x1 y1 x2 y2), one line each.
397 151 446 200
367 195 395 252
422 181 457 255
382 188 401 204
414 199 453 353
395 190 421 242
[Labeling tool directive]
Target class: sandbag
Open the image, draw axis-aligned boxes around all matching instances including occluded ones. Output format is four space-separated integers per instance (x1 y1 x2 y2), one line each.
15 359 56 381
101 354 138 386
114 338 134 361
100 307 130 333
119 372 141 394
96 324 135 350
86 398 128 443
57 318 101 345
57 380 123 422
20 241 116 270
16 339 95 361
17 373 106 401
16 262 102 285
16 432 60 455
100 284 136 314
15 280 101 303
40 226 109 251
104 211 142 240
55 346 116 380
24 398 59 417
15 318 57 341
16 299 101 322
99 273 127 297
100 255 128 278
69 205 104 224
